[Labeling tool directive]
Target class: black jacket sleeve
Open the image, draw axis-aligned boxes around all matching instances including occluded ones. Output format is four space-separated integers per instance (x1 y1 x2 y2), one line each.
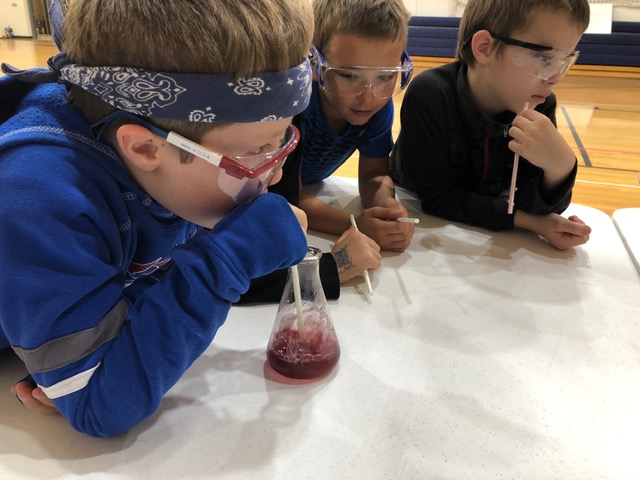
236 253 340 304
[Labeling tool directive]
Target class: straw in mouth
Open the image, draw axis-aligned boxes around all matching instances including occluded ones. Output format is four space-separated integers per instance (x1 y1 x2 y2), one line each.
508 102 530 214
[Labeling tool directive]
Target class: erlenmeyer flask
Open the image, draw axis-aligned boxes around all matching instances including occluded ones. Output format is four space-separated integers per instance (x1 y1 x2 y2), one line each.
266 246 340 380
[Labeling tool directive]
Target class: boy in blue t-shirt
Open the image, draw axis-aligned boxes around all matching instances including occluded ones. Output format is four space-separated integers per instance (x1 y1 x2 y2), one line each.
271 0 416 284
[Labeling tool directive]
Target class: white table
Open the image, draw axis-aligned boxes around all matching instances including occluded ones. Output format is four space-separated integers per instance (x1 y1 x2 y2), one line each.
1 177 639 480
613 207 640 277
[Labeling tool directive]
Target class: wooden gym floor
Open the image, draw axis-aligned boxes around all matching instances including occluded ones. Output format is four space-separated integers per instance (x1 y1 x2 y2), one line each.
1 39 638 215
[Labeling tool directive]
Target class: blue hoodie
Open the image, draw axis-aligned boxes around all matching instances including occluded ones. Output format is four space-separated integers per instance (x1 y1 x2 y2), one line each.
0 76 307 437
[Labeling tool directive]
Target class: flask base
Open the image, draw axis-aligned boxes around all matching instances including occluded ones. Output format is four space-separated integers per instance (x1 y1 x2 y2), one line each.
263 360 338 384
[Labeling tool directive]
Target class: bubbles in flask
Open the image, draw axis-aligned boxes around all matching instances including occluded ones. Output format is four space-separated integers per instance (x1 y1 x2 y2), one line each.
266 248 340 380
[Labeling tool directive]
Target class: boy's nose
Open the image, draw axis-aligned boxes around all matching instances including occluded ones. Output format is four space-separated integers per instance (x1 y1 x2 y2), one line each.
544 72 562 85
355 84 377 101
269 169 284 187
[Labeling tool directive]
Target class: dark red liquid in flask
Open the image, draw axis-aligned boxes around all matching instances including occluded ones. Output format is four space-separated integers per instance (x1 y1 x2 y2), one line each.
267 311 340 379
266 247 340 380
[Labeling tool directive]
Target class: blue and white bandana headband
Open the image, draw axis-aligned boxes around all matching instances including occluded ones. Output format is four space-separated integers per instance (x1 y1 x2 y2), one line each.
1 53 313 123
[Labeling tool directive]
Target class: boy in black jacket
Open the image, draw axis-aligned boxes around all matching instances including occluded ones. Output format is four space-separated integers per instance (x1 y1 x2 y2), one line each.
390 0 592 249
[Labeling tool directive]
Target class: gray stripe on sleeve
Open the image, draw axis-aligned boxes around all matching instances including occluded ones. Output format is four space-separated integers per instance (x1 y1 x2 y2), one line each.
12 299 129 374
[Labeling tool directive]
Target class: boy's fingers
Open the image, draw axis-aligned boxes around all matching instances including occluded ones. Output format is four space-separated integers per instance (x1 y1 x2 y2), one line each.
335 227 354 244
32 387 55 407
568 215 592 234
559 216 591 236
366 206 404 220
12 382 59 415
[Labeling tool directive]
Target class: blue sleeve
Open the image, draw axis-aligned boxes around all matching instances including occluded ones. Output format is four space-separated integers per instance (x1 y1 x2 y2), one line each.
0 160 306 437
69 195 306 438
358 99 394 158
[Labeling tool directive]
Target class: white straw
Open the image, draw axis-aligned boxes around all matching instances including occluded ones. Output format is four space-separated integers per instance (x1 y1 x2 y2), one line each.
349 214 373 295
396 217 420 224
508 101 530 215
291 265 305 334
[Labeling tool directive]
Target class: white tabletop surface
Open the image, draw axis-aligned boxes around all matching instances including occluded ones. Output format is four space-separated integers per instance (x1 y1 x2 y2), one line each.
613 207 640 276
1 177 639 480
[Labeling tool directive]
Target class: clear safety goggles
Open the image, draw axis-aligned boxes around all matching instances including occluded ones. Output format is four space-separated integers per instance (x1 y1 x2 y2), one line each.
310 46 414 98
93 111 299 204
490 32 580 81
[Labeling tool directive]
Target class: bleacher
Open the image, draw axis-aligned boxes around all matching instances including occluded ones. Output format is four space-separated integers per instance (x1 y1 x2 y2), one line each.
407 16 640 67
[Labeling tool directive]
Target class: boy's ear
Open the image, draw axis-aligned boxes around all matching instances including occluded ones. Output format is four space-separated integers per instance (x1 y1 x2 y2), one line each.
470 30 494 66
116 124 163 172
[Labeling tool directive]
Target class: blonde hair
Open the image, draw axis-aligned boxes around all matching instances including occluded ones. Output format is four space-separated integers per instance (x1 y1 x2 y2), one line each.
457 0 590 65
62 0 313 149
312 0 410 54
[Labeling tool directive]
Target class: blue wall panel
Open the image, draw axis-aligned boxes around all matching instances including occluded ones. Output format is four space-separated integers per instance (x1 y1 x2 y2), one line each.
407 17 640 67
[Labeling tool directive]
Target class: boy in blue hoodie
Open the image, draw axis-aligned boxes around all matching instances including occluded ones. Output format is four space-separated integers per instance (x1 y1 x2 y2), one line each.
0 0 313 437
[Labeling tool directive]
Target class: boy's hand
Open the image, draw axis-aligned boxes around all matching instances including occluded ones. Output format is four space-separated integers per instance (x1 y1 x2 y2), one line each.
288 203 308 234
509 109 576 189
356 199 414 252
515 211 591 250
331 227 382 283
11 381 59 416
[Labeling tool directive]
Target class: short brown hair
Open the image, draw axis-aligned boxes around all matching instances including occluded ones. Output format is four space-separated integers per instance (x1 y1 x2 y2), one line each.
457 0 590 65
312 0 410 54
62 0 313 149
